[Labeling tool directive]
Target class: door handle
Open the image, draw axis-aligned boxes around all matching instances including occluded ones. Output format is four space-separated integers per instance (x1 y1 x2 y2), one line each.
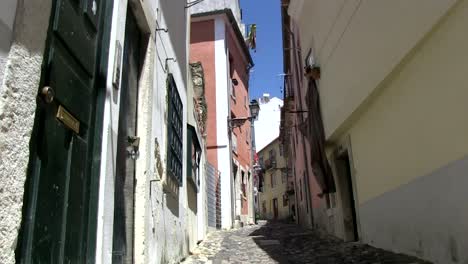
41 86 55 103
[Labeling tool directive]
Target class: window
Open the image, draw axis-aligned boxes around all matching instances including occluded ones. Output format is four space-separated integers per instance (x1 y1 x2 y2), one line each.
281 171 287 184
283 194 288 207
167 74 183 186
279 144 284 156
187 125 201 189
268 148 277 168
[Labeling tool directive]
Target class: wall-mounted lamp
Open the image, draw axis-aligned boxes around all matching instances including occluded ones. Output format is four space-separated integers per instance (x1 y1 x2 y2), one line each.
304 48 320 80
228 100 260 128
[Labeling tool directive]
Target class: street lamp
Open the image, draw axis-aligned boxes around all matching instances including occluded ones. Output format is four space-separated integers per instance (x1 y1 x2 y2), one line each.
228 100 260 129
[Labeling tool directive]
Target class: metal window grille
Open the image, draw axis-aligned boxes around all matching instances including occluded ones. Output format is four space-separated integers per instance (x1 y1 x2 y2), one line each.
167 74 183 186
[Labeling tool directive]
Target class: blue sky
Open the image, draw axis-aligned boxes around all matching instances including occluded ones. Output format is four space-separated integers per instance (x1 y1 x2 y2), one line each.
240 0 284 100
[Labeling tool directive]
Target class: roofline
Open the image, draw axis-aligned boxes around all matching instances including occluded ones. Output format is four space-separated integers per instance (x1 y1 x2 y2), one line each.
257 136 281 154
191 9 254 66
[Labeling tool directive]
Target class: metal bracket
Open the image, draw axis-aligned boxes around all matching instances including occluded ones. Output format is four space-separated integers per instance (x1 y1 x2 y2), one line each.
127 136 140 160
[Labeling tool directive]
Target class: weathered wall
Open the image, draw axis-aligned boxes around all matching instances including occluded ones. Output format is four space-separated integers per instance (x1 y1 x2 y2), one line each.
95 0 207 263
338 1 468 263
0 0 17 89
0 0 51 262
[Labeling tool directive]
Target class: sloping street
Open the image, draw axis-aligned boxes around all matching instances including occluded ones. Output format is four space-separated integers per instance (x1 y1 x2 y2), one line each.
182 221 430 264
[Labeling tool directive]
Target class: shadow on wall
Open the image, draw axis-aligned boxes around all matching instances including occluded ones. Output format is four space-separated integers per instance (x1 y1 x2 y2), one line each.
165 191 179 218
248 222 432 264
187 183 198 214
158 0 187 88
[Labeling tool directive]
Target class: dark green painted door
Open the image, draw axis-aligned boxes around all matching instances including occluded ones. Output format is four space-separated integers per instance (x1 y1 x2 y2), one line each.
17 0 107 262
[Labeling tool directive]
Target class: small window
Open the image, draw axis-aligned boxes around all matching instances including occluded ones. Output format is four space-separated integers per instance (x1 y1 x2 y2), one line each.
281 171 287 184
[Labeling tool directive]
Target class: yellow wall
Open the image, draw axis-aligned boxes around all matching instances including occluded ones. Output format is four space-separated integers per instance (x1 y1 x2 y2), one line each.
294 0 456 139
258 139 290 219
342 0 468 204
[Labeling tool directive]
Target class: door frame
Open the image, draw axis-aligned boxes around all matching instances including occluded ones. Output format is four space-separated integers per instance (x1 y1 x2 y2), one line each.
112 6 144 262
15 0 115 262
330 136 361 242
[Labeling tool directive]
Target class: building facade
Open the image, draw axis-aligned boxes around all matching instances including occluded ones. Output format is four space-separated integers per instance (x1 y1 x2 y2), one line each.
190 0 255 228
257 138 293 221
0 0 211 263
281 0 468 263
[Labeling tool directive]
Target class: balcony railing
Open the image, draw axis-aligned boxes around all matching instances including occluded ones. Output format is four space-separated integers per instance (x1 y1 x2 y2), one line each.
264 159 276 170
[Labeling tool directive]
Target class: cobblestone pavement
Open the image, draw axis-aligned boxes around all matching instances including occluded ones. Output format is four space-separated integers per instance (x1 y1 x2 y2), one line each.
181 221 431 264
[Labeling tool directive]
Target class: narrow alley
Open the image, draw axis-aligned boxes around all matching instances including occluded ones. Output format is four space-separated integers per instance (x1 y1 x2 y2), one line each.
1 0 468 263
183 221 429 264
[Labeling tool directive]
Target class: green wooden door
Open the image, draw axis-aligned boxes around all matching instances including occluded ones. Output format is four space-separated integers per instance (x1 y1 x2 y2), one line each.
17 0 109 262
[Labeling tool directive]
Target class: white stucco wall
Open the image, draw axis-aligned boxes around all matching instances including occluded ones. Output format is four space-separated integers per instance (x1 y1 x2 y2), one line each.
0 0 17 96
98 0 208 263
0 0 207 263
0 0 51 263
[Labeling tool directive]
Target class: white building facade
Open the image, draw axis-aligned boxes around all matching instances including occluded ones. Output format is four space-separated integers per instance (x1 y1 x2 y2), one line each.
0 0 208 263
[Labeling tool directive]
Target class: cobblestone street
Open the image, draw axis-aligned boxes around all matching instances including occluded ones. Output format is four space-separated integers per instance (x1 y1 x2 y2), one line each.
182 221 431 264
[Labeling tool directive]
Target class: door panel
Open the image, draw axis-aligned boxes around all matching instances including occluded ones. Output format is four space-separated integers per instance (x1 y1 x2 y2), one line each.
54 0 98 75
49 43 92 126
17 0 106 262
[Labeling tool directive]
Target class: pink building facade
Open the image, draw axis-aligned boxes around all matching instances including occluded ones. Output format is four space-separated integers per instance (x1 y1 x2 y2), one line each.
280 0 335 231
190 8 254 227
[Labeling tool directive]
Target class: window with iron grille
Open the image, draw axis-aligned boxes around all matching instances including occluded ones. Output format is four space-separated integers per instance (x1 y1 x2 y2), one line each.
167 74 183 186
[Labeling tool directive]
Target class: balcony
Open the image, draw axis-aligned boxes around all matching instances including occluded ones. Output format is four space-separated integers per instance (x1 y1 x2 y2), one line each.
264 159 276 171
